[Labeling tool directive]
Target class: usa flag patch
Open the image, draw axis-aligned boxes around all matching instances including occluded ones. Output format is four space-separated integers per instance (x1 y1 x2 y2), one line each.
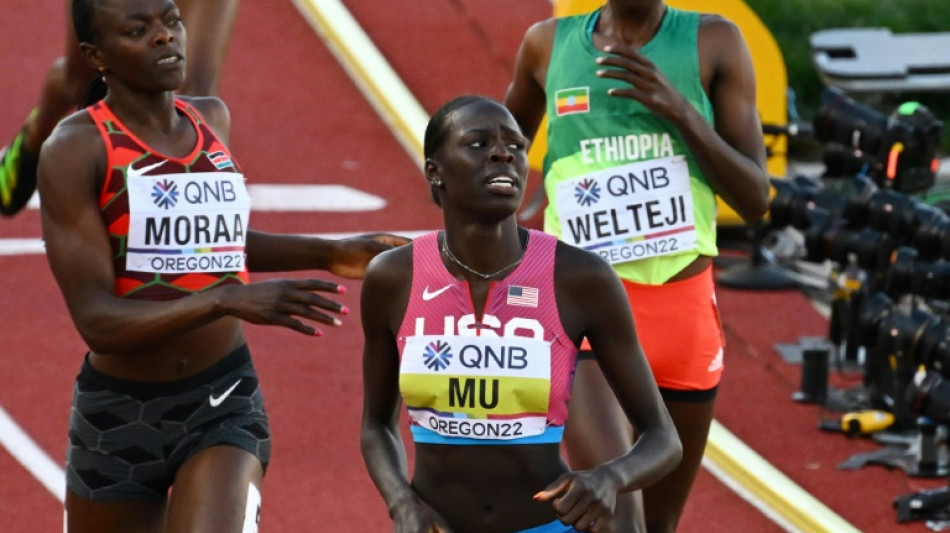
507 285 538 307
208 150 233 170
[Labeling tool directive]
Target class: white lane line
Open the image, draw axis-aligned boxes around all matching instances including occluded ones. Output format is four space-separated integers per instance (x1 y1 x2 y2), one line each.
23 184 387 213
0 238 45 256
0 404 65 503
249 185 385 211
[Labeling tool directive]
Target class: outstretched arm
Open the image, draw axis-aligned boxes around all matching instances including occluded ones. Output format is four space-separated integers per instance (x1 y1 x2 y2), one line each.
39 117 351 356
185 97 412 281
245 231 410 279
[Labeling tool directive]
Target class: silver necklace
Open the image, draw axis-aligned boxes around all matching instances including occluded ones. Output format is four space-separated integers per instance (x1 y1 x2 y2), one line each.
441 233 525 280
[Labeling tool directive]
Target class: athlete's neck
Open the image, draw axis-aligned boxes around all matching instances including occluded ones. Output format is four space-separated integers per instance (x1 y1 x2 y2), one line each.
103 91 181 135
440 225 527 280
599 1 667 47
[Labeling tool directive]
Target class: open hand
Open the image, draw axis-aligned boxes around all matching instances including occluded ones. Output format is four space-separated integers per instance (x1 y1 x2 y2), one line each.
222 278 348 336
329 233 411 279
595 44 688 123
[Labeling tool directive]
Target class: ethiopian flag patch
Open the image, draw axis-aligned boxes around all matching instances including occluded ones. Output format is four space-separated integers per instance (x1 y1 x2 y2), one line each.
555 87 590 116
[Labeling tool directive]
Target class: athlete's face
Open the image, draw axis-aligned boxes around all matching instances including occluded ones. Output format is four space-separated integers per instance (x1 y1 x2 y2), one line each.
89 0 187 92
428 100 529 220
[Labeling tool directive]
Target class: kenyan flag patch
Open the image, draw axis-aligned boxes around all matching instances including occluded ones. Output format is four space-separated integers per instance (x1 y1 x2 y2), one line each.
207 151 233 170
555 87 590 116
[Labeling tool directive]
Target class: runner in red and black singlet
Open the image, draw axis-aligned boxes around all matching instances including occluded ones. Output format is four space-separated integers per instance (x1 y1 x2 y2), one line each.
89 98 249 299
37 1 408 531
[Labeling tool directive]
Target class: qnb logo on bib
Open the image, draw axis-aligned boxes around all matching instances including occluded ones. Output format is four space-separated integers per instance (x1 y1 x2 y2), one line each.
152 179 179 209
574 177 601 207
125 171 250 274
555 155 698 265
424 340 453 371
400 335 552 440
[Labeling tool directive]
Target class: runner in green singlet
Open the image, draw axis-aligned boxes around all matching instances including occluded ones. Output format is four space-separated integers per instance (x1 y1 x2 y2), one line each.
505 1 769 531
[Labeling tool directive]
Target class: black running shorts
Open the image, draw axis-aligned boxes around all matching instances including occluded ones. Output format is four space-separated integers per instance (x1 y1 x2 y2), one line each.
66 344 271 502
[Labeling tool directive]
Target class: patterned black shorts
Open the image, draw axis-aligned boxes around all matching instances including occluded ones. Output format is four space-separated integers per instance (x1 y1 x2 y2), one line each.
66 344 271 502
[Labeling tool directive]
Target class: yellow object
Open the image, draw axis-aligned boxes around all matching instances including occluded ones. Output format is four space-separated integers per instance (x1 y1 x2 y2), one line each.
840 410 896 435
540 0 789 226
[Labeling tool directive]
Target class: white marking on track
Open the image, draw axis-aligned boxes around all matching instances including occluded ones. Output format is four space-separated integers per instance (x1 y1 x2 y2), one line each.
0 239 45 256
0 404 65 503
248 184 385 211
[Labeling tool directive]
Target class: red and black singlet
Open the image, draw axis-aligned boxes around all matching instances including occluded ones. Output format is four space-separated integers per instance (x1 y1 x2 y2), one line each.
89 99 250 300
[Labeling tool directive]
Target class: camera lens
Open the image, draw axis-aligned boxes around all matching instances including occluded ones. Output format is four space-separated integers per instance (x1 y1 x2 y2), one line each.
814 88 889 155
907 367 950 422
822 145 880 180
811 88 943 194
805 221 896 272
886 247 917 296
768 176 824 229
912 207 950 261
853 292 893 345
862 191 917 236
876 307 934 361
886 246 950 300
918 320 950 375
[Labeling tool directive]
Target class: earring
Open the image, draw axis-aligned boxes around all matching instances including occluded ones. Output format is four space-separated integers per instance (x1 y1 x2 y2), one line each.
432 179 443 187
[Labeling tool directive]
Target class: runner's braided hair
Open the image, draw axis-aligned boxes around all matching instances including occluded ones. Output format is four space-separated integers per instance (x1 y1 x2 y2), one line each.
72 0 108 108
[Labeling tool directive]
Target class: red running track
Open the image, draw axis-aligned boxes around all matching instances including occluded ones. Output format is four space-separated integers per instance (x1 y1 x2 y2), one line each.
0 1 942 531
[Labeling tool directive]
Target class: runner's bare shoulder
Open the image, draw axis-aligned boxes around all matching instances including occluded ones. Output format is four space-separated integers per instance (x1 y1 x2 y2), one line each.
40 110 103 188
179 95 231 140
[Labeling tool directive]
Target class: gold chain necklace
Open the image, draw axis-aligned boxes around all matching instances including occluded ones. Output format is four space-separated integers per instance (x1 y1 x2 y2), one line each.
441 234 524 280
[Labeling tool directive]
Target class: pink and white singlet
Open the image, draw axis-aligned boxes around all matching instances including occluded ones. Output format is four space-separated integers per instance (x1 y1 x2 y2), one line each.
397 230 578 445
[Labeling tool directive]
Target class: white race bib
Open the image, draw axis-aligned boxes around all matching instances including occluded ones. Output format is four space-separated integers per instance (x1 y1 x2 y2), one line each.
126 171 249 274
400 334 551 440
555 155 697 264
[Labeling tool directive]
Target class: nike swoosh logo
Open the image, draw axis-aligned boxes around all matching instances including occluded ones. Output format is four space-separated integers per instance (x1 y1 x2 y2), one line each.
209 379 242 407
422 285 452 301
127 159 168 179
